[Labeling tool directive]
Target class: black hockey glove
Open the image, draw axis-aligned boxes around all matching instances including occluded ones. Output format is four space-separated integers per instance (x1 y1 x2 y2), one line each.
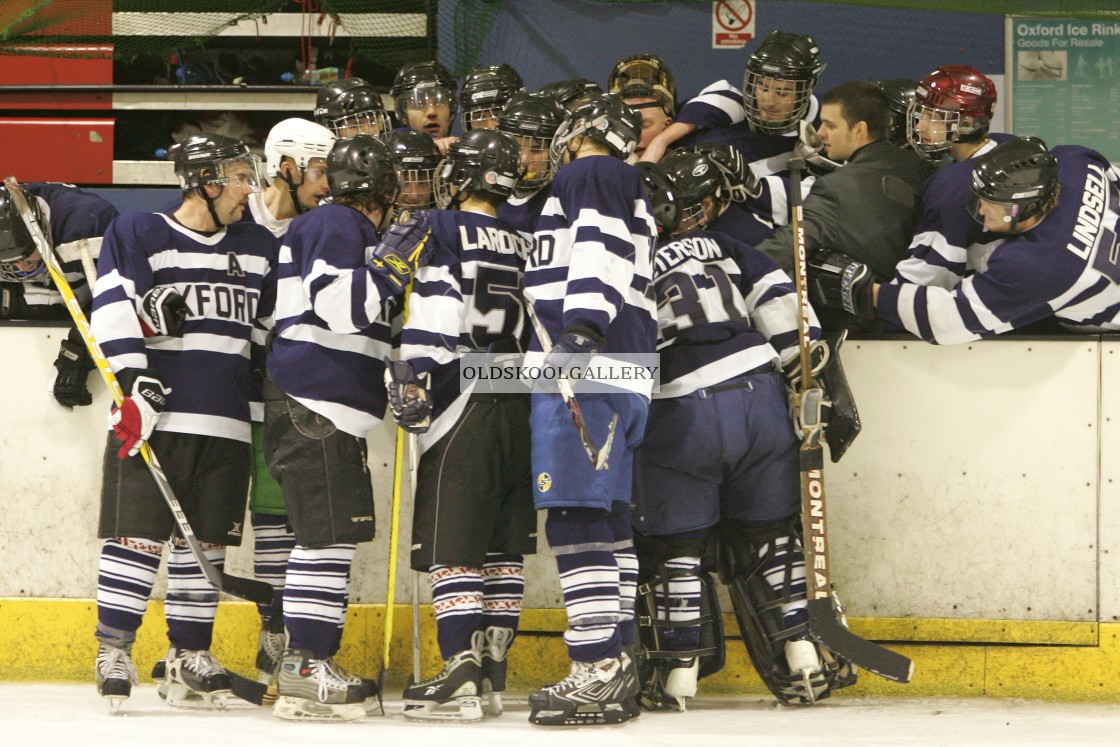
49 326 96 408
368 210 433 291
384 357 431 433
807 250 876 320
1 284 28 319
543 326 603 377
139 286 188 337
694 143 761 201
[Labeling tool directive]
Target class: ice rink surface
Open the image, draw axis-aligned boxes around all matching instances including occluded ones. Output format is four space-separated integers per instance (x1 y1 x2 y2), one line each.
7 684 1120 747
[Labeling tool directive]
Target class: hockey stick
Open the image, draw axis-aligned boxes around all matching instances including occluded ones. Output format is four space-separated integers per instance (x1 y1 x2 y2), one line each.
3 177 273 607
378 423 407 715
54 236 103 287
409 432 423 686
523 302 617 471
786 161 913 684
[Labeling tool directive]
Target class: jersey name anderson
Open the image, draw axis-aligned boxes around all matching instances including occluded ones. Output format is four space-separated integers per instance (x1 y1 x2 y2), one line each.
654 236 725 274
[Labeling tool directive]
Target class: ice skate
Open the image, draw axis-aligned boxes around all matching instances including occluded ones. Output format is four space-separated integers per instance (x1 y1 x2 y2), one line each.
163 647 232 709
480 626 514 716
326 658 380 714
95 644 138 715
402 637 483 722
783 637 827 705
256 615 287 685
661 656 699 712
528 651 639 726
272 649 366 722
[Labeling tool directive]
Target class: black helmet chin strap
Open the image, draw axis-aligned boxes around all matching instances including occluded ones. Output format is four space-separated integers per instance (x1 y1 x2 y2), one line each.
197 187 227 229
278 165 308 215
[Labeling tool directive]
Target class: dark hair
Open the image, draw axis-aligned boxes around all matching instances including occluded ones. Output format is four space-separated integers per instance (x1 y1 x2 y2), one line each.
821 81 891 142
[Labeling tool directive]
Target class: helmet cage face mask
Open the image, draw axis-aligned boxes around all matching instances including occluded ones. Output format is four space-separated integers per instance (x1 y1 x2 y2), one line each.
608 54 677 116
464 106 503 132
742 70 815 135
396 84 457 119
0 197 46 283
328 109 392 139
906 101 962 157
395 165 438 211
661 152 727 236
510 134 554 196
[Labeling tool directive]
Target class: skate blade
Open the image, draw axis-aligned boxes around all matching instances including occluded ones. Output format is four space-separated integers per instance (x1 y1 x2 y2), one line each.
273 695 365 722
529 701 636 726
104 695 128 715
164 683 230 710
403 695 483 722
482 691 503 717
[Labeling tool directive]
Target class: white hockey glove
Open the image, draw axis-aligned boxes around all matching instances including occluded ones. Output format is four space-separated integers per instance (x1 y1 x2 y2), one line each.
783 341 832 446
110 370 170 458
384 358 431 433
139 286 188 337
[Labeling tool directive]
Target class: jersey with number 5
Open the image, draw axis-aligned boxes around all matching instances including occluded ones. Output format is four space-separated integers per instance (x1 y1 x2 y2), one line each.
652 228 819 398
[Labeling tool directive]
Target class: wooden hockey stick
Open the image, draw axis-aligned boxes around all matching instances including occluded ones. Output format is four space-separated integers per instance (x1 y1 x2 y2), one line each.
787 160 913 684
4 176 273 606
408 432 423 686
523 302 617 471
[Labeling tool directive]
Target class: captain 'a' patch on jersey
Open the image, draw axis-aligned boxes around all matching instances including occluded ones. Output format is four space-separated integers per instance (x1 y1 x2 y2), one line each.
652 228 816 397
400 209 530 448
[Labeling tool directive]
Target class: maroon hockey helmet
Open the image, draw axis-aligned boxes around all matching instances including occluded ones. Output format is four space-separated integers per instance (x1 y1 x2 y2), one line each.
907 65 996 158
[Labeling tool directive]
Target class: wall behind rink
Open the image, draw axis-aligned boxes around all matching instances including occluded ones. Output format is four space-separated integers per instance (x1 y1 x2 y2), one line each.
4 323 1120 632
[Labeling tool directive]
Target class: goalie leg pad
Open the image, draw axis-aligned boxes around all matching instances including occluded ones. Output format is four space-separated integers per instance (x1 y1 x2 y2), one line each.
819 329 862 463
633 530 724 711
718 515 855 705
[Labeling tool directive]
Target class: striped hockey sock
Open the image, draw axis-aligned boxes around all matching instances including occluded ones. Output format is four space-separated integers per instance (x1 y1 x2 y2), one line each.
430 565 484 659
250 512 295 622
758 535 809 629
283 543 356 659
96 537 164 648
481 553 525 636
165 540 226 651
607 503 639 648
545 507 621 663
657 556 703 650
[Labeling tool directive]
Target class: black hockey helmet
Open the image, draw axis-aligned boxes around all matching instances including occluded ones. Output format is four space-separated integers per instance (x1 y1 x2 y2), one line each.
170 133 263 191
326 134 400 207
390 60 458 119
608 54 677 116
435 129 521 207
742 30 825 135
969 136 1058 231
659 149 729 235
550 92 641 168
314 77 392 138
538 78 603 112
459 63 525 131
384 130 441 211
635 161 679 237
0 184 47 282
498 91 567 139
877 78 918 146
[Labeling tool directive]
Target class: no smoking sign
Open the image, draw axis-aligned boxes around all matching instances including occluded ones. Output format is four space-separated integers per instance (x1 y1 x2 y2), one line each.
712 0 755 49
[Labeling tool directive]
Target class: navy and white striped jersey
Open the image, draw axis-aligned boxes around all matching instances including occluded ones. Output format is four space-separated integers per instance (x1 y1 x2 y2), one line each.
878 145 1120 344
496 186 551 239
522 155 658 397
1 183 118 317
268 203 400 437
894 138 1005 291
400 209 530 448
710 200 776 247
652 228 819 398
91 212 277 442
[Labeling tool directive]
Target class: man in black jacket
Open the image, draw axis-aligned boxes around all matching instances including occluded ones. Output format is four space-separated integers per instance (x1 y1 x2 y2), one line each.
756 80 926 330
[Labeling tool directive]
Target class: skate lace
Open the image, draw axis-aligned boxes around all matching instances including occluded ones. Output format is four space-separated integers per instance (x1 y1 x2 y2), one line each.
313 658 353 702
325 658 362 686
543 660 601 692
182 649 223 677
259 630 287 664
485 627 514 661
98 646 139 685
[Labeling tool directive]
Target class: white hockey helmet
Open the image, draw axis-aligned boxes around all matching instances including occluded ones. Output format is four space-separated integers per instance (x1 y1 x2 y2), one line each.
264 118 336 179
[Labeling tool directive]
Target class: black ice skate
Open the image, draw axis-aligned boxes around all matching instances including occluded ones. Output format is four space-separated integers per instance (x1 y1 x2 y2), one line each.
402 633 483 722
95 643 138 715
272 649 366 722
256 615 287 685
480 626 514 716
528 651 640 726
163 647 232 709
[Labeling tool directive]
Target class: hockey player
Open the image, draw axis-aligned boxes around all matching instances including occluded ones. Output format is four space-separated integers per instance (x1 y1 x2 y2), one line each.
811 137 1120 342
386 128 535 722
877 78 919 148
640 30 824 178
459 63 524 132
522 93 657 727
632 152 853 712
386 129 441 212
0 182 118 407
608 54 676 160
895 66 1014 291
90 133 276 713
391 60 458 151
313 77 392 139
538 78 603 113
247 116 335 685
495 91 567 236
265 134 433 721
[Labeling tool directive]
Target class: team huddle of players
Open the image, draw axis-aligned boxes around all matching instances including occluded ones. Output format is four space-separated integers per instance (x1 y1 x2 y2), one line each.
2 26 1119 728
